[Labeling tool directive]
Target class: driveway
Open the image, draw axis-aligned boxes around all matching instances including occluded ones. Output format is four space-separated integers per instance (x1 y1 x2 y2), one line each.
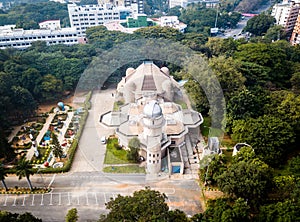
70 89 115 173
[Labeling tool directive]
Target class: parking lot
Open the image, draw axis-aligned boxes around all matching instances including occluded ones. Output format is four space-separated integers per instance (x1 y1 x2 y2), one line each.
0 189 177 209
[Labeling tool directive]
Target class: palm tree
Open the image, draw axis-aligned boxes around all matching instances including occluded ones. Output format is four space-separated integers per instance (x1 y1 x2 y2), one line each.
0 162 8 191
15 157 34 191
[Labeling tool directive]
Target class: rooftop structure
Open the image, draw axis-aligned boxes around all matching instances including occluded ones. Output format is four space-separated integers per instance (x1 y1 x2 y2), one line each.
100 62 203 176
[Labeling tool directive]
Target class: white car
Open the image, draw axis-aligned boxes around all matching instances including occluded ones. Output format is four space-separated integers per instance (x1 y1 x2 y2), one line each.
101 136 106 144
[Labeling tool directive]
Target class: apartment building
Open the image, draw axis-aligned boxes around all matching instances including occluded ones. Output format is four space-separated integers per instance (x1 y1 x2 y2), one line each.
291 12 300 44
68 3 134 37
271 0 300 36
0 21 79 49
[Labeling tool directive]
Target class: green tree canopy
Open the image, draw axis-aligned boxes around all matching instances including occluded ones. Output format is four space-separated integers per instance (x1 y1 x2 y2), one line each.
244 13 275 36
99 187 187 222
232 116 295 165
217 158 272 205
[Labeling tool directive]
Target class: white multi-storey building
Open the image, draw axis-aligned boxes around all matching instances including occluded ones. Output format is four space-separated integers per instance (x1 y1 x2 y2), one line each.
68 3 133 37
0 24 79 49
272 0 300 36
169 0 219 9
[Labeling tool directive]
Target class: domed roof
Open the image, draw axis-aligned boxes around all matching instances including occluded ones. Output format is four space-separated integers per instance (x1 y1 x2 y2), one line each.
143 100 162 118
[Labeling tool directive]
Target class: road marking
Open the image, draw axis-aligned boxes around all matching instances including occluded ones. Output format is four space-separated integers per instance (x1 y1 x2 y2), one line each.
86 193 89 206
12 196 16 206
31 195 35 206
40 194 44 205
77 195 80 205
67 192 71 205
94 193 98 205
58 193 61 206
48 174 56 189
22 196 26 206
3 195 8 206
49 193 53 205
103 193 106 203
112 194 116 200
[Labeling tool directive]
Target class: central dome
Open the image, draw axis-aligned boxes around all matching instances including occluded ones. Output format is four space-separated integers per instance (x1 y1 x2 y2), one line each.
143 100 162 118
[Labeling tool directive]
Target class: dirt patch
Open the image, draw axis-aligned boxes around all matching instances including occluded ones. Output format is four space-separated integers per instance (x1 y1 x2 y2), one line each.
37 95 81 114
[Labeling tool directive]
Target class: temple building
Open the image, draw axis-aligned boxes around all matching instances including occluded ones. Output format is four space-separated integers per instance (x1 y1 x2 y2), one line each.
100 61 203 176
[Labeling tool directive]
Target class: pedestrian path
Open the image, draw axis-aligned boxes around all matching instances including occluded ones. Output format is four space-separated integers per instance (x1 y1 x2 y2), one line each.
26 113 55 161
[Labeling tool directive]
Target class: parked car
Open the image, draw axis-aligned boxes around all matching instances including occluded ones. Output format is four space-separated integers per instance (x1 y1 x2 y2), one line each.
101 136 106 144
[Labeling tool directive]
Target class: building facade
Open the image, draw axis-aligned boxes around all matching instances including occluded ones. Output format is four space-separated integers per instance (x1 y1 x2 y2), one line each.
100 61 203 176
0 23 79 49
271 0 300 36
291 13 300 44
68 3 139 36
169 0 219 9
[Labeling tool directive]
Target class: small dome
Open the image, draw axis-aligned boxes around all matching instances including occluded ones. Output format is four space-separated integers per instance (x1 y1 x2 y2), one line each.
126 68 135 76
143 101 162 118
160 67 169 76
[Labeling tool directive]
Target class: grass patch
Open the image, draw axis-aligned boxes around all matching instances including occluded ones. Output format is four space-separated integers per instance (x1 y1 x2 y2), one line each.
175 100 188 109
103 165 145 173
104 138 129 164
113 100 124 111
200 116 223 138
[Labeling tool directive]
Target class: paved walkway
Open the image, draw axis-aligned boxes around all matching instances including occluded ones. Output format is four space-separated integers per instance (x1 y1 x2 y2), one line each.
26 113 55 161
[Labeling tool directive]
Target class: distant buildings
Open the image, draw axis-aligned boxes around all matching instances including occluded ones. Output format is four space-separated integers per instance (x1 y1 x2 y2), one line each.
271 0 300 44
104 15 187 33
0 20 80 49
169 0 219 9
271 0 300 36
68 3 187 36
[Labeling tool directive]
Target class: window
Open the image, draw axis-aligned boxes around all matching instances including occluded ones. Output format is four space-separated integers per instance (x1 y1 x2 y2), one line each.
157 154 159 157
153 154 155 157
149 153 151 157
171 141 176 145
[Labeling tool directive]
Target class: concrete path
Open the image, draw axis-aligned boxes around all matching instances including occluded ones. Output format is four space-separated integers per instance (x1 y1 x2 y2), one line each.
26 113 55 161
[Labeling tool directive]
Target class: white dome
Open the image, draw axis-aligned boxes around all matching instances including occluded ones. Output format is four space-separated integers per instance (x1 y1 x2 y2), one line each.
143 101 162 118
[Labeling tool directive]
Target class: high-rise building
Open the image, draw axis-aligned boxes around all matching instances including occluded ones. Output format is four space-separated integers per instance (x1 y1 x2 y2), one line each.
271 0 300 37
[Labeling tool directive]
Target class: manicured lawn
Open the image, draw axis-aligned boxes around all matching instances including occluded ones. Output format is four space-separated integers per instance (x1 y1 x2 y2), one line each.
104 138 129 164
175 100 188 109
201 116 224 137
103 165 145 173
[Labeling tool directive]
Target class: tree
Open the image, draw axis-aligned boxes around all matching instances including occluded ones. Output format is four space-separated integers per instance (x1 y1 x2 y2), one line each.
257 200 300 222
52 133 63 160
263 25 286 42
231 116 295 165
65 208 79 222
99 187 183 222
15 157 34 191
127 137 140 162
288 155 300 177
244 13 275 36
217 158 272 206
0 211 42 222
193 198 251 222
134 26 184 41
0 162 8 191
209 56 246 99
199 154 227 186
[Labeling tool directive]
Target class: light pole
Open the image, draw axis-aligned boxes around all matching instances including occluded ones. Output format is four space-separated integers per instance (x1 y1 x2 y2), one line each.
37 166 47 190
